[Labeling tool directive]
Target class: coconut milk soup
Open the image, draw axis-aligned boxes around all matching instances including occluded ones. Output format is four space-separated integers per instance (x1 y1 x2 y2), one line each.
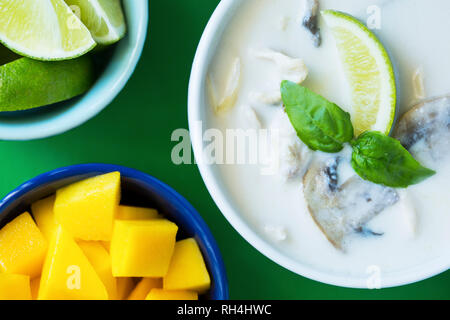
206 0 450 278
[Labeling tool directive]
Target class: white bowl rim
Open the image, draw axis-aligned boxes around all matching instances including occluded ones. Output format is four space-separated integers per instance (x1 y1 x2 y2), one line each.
0 0 149 141
188 0 450 289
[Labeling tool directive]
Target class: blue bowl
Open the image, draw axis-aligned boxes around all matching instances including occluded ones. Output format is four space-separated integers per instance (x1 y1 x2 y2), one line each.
0 164 229 300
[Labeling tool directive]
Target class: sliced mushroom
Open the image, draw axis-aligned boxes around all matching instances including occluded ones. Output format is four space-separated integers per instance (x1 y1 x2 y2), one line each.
394 95 450 164
303 157 399 250
302 0 321 47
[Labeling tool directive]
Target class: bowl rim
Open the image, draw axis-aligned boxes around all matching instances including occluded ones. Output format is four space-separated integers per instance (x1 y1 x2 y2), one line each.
0 0 149 141
0 163 229 300
188 0 450 289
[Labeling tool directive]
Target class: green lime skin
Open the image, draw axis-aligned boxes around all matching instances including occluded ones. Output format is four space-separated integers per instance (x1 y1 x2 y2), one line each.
0 56 94 112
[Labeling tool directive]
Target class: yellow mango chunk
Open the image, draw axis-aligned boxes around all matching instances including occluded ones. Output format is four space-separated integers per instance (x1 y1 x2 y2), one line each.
78 241 117 300
111 219 178 277
146 289 198 301
116 277 135 300
31 195 58 240
30 277 40 300
164 238 211 293
101 241 111 252
0 274 32 300
128 278 162 300
117 205 160 220
0 212 47 278
54 172 121 241
38 226 108 300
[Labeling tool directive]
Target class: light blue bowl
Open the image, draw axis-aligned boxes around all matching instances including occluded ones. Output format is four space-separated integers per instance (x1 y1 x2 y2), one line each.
0 164 229 300
0 0 149 141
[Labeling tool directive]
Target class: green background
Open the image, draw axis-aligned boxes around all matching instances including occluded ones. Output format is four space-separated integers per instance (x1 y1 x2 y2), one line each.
0 0 449 299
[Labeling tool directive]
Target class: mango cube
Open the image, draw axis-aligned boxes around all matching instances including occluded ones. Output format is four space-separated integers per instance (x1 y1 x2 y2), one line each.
0 212 47 278
0 274 32 300
146 289 198 301
32 195 58 240
116 277 136 300
111 219 178 277
38 226 108 300
117 205 160 220
163 238 211 293
54 172 121 241
78 241 117 300
128 278 162 300
30 277 40 300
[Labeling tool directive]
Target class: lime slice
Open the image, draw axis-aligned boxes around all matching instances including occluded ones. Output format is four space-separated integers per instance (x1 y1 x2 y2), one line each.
322 10 396 135
0 56 94 112
65 0 126 45
0 0 96 61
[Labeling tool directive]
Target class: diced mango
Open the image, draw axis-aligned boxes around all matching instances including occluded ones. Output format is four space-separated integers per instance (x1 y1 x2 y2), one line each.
54 172 121 241
117 205 160 220
145 289 198 301
101 241 111 252
78 241 117 300
30 277 40 300
38 226 108 300
116 277 135 300
0 274 32 300
0 212 47 278
111 219 178 277
164 238 211 293
31 195 58 241
128 278 162 300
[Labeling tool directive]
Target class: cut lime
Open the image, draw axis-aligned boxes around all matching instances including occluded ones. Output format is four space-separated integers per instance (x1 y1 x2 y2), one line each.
65 0 126 45
322 10 396 135
0 56 94 112
0 0 96 61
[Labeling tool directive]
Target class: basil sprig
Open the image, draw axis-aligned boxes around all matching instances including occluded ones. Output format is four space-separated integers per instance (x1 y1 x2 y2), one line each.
281 81 436 188
351 131 435 188
281 80 353 152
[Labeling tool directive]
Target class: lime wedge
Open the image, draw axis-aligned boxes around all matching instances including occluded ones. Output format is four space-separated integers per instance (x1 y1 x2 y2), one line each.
0 0 96 61
322 10 396 135
65 0 126 45
0 57 94 112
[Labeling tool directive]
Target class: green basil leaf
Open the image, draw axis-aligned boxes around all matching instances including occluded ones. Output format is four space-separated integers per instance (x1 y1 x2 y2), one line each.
351 131 436 188
281 80 354 153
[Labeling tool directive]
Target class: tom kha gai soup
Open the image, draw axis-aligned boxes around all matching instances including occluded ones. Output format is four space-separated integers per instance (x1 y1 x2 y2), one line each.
204 0 450 277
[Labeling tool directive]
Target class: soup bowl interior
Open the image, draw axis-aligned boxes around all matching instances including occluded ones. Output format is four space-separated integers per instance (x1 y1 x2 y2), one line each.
0 163 229 300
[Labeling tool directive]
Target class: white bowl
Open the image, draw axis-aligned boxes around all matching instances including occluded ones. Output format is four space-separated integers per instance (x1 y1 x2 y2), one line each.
188 0 449 288
0 0 148 141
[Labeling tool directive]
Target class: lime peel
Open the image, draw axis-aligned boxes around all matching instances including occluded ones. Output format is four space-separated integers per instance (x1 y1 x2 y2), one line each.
322 10 397 136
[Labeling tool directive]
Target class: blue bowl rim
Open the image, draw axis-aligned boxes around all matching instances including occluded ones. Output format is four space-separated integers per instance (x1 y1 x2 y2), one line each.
0 163 229 300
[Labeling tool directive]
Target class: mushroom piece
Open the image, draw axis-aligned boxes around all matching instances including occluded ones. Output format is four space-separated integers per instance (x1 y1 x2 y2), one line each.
302 0 321 47
394 95 450 165
303 157 399 250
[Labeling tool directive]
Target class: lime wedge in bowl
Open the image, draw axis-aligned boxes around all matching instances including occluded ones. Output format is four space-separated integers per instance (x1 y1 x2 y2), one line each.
0 56 94 112
0 0 96 61
322 10 397 135
65 0 126 45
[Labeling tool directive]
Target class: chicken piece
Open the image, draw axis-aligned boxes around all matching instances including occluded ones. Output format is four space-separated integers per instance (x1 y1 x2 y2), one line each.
394 96 450 165
272 110 312 180
303 157 399 250
251 49 308 105
208 58 241 114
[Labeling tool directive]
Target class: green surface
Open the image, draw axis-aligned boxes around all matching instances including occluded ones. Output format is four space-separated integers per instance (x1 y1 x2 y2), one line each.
0 0 449 299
